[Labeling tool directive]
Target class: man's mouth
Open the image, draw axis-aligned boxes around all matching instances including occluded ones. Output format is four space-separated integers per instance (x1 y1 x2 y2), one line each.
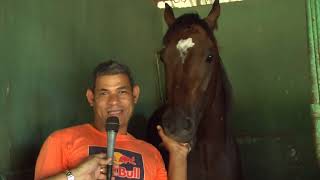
107 109 123 116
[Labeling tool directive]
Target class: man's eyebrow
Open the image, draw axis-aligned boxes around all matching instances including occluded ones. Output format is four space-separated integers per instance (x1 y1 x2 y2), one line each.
96 86 131 91
96 88 108 92
117 85 132 89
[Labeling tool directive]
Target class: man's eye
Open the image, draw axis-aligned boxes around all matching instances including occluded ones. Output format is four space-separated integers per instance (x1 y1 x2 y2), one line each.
119 90 128 94
99 92 108 96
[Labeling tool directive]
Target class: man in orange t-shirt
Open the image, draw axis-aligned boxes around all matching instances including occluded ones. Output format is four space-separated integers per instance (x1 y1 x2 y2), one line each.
35 60 189 180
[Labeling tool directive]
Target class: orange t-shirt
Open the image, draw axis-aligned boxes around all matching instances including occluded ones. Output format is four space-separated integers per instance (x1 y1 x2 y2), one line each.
34 123 167 180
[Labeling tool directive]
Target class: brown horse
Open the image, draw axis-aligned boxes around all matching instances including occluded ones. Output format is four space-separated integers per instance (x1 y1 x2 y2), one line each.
147 0 242 179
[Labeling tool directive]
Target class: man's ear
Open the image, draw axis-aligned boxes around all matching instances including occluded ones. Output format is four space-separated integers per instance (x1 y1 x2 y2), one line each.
132 85 140 104
86 89 95 106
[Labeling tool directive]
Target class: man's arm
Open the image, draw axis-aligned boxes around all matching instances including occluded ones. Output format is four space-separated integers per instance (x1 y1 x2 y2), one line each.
42 154 110 180
157 125 189 180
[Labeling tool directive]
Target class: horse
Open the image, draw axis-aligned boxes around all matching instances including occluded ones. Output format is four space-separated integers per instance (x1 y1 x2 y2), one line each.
146 1 242 179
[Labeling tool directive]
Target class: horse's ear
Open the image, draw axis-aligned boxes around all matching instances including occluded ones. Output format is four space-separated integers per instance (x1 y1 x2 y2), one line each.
164 3 175 27
204 0 220 30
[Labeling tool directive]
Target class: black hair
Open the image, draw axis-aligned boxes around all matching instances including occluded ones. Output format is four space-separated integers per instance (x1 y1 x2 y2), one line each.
91 60 134 89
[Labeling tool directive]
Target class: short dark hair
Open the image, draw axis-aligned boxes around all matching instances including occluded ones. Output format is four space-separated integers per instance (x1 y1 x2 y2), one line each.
91 60 134 90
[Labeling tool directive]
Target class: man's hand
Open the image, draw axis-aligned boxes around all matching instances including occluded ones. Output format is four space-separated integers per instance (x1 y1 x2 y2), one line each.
157 125 189 180
157 125 190 159
43 153 111 180
72 153 110 180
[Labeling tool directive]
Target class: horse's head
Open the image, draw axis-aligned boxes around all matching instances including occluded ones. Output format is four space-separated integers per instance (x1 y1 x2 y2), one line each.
160 0 223 146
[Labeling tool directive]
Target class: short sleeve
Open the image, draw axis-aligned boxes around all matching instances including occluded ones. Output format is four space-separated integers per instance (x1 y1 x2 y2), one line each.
34 133 67 180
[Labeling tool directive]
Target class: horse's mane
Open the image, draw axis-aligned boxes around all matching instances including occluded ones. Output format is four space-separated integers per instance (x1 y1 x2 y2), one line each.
163 13 213 44
221 61 233 132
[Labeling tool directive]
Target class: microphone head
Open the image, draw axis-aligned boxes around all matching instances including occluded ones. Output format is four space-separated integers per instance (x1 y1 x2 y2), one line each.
105 116 120 132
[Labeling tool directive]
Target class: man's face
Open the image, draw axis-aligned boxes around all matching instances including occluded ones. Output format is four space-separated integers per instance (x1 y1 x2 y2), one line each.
86 74 140 134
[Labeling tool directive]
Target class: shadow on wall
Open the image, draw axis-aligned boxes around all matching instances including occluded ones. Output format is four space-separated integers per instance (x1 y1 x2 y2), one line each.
128 114 149 141
0 170 33 180
0 145 35 179
8 144 37 179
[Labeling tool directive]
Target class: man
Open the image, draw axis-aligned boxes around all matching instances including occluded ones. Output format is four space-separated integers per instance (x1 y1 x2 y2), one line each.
34 60 188 180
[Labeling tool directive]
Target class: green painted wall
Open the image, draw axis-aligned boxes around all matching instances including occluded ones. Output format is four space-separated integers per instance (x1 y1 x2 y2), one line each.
162 0 320 179
0 0 162 178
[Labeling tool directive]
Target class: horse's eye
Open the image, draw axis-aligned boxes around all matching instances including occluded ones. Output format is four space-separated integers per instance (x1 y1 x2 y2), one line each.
206 54 214 63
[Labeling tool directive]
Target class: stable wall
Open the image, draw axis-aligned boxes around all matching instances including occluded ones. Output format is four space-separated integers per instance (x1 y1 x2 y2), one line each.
0 0 162 178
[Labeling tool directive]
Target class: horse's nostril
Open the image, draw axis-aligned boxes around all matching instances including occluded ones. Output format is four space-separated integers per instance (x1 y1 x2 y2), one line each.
162 120 169 129
162 118 175 133
183 117 193 130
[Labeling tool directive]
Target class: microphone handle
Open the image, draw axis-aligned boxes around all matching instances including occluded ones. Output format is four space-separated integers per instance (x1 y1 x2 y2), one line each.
107 130 117 160
107 164 113 180
107 130 117 180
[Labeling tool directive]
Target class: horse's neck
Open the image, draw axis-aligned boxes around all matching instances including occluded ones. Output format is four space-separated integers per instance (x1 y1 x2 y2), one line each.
198 71 228 144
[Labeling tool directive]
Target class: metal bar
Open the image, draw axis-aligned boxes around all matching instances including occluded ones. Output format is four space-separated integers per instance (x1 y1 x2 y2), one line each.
306 0 320 166
314 0 320 167
314 0 320 100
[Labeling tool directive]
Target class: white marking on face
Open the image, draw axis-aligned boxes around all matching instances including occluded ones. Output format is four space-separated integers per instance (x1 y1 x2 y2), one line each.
176 38 195 64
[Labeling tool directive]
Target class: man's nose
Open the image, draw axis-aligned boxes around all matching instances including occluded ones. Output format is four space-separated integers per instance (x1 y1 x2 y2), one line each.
108 94 120 105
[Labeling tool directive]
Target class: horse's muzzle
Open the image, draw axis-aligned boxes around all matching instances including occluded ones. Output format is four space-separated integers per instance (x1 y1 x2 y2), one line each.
161 107 196 143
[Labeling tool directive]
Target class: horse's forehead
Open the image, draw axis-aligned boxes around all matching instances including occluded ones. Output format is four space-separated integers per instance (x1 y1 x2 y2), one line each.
166 24 208 45
165 25 212 62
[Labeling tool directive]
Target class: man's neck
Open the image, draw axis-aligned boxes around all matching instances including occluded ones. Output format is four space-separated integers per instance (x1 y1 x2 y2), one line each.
91 121 128 135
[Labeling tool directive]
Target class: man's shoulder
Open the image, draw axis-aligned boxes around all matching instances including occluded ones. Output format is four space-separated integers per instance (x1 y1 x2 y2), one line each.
50 123 91 139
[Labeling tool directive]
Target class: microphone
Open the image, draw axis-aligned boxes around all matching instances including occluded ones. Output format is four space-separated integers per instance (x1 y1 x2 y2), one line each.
105 116 120 180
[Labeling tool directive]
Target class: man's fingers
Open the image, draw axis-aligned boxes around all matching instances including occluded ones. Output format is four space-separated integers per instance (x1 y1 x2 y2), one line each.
159 125 191 148
92 153 111 166
94 153 107 159
101 158 111 166
97 172 106 180
157 125 168 141
182 143 192 153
